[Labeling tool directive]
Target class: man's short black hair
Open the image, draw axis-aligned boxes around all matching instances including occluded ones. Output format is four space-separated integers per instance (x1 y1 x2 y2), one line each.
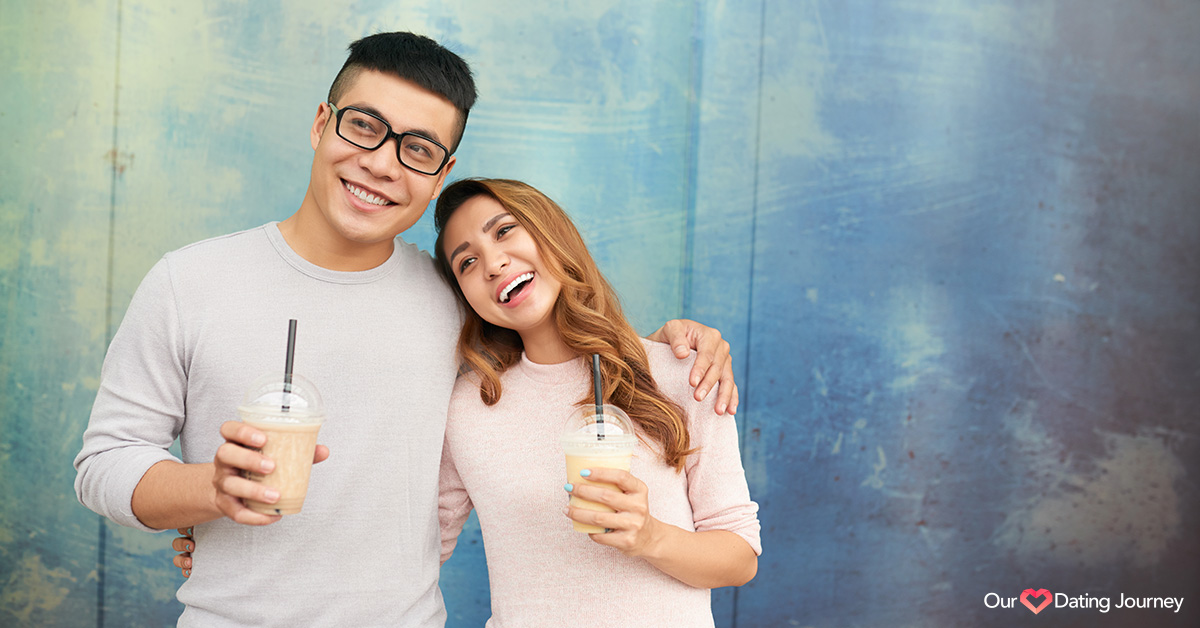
328 32 477 154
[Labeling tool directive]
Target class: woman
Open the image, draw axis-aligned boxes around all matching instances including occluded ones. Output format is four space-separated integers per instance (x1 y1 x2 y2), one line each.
433 179 759 626
175 179 761 625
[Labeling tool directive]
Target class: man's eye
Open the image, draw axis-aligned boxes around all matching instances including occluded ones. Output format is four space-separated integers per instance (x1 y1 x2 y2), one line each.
351 118 379 133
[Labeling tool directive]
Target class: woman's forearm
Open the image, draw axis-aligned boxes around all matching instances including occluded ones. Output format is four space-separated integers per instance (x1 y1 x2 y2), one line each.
640 521 758 589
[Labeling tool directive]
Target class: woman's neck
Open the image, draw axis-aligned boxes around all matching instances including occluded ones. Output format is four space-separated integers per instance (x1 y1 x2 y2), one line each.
519 327 577 365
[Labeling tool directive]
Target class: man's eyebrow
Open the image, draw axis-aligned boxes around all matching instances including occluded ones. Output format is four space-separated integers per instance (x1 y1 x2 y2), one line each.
448 213 510 265
350 103 445 145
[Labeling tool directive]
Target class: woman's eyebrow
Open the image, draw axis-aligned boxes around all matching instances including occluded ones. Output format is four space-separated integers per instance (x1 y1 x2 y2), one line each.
449 213 511 263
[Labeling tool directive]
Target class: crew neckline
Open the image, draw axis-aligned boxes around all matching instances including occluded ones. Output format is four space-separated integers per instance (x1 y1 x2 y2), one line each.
516 352 589 386
264 222 404 284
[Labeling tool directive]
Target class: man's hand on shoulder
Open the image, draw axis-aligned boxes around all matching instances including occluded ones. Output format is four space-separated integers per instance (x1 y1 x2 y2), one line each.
647 319 739 415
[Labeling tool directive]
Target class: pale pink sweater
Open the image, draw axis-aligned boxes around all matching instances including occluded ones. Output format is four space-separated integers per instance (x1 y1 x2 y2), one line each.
439 340 761 628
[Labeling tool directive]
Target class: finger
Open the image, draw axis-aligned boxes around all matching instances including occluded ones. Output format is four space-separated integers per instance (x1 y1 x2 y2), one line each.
219 420 267 448
213 472 281 508
565 505 623 531
214 492 282 526
568 484 627 510
689 349 714 390
714 353 736 415
171 537 195 553
670 321 692 358
313 444 330 464
579 468 645 494
172 554 192 570
695 340 730 401
727 383 740 415
176 527 193 537
214 441 275 475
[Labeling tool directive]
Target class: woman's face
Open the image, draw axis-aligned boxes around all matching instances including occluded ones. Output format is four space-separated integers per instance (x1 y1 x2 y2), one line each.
441 194 563 340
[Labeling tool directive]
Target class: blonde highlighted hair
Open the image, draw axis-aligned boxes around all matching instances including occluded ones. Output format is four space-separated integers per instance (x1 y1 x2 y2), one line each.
434 179 694 470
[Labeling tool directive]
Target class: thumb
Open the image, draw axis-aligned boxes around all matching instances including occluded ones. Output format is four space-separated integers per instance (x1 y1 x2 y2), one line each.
673 343 690 358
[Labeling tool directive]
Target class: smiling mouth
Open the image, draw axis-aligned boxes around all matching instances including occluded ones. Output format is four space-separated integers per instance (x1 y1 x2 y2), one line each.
499 272 534 303
343 181 394 206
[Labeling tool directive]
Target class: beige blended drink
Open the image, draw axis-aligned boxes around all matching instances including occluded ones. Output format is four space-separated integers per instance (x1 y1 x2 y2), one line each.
562 404 637 533
240 373 325 516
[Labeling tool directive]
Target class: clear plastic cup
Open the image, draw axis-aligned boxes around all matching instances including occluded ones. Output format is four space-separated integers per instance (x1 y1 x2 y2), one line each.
239 373 324 515
561 404 637 533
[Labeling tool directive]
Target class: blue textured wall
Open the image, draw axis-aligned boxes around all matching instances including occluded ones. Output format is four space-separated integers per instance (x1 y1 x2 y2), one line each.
2 1 1198 626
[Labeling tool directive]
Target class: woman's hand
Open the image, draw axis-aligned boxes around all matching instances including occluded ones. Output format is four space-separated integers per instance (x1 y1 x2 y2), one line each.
564 468 663 557
172 527 194 578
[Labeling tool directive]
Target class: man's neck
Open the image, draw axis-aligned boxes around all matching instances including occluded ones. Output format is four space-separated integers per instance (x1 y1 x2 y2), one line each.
277 212 395 272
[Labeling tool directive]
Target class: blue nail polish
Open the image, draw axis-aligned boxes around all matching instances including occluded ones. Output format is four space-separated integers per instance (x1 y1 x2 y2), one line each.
564 483 574 492
580 469 591 477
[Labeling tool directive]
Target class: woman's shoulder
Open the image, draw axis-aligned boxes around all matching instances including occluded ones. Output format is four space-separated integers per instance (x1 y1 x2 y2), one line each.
449 369 486 405
639 338 701 406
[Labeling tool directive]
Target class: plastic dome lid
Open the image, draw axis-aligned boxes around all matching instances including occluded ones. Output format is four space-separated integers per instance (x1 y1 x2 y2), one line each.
239 372 324 422
561 404 637 448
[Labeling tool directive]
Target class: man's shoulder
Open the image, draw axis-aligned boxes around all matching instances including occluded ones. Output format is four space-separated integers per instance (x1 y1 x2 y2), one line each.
163 224 272 266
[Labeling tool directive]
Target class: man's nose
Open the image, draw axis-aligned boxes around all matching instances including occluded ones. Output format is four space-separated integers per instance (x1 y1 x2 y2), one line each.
360 138 404 179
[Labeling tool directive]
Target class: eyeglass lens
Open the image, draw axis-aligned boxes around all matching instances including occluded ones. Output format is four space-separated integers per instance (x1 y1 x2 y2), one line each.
337 108 447 174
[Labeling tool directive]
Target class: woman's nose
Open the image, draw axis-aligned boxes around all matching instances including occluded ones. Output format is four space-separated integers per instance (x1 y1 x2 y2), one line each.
485 254 509 279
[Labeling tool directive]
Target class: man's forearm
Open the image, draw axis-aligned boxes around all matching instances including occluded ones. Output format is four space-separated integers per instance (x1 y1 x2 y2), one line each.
131 460 224 530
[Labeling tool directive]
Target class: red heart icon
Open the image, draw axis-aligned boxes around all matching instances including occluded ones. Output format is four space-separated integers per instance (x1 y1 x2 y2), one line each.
1021 588 1052 614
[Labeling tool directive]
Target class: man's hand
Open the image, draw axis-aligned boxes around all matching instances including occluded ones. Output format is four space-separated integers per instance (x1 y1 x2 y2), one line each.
647 319 739 415
211 421 330 525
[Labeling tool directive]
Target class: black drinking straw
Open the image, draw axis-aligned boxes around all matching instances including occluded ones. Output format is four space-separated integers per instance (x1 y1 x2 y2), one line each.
282 319 297 412
592 354 604 440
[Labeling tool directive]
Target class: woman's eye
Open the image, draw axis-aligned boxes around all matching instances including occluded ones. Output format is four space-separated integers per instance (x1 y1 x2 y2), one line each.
458 257 475 273
497 225 514 237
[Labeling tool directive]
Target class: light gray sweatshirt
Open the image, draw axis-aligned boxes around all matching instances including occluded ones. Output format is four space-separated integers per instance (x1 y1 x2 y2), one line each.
74 223 462 627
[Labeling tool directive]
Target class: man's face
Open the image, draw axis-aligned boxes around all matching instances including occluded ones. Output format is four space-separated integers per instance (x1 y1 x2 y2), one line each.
303 69 459 256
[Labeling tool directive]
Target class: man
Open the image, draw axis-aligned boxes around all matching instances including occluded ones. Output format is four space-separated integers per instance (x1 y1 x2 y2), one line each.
75 32 736 626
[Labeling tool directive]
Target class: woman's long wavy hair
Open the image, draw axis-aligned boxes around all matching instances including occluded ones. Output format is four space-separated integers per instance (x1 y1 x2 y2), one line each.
434 178 694 471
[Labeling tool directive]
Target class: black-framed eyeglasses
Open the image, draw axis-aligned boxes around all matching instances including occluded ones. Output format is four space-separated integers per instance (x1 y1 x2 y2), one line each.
328 103 451 176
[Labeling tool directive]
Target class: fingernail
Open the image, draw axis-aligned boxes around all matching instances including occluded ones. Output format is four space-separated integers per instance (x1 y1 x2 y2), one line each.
251 433 266 446
562 506 570 516
184 558 192 568
563 483 574 492
186 527 193 535
183 569 190 577
185 543 193 552
264 489 280 502
580 469 591 477
699 387 709 398
260 459 274 473
718 403 727 414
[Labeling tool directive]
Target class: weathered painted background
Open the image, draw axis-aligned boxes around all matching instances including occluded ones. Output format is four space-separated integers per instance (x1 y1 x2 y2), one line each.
2 0 1197 626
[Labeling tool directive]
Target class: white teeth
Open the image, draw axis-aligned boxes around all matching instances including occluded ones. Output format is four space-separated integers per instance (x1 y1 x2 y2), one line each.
499 272 534 303
344 182 391 206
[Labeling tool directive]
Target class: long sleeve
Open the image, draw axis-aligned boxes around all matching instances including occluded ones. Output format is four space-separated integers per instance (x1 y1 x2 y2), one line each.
73 257 186 532
683 409 762 555
655 343 763 556
437 430 474 565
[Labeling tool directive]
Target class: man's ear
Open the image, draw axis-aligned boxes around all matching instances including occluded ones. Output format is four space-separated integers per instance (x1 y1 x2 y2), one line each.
311 103 332 150
431 156 457 199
